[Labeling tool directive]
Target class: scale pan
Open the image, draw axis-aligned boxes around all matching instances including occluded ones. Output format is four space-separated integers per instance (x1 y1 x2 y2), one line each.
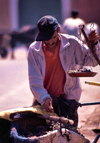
68 70 97 77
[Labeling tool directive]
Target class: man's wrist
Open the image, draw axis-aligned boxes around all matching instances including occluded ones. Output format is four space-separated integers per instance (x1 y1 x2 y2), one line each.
90 40 98 45
41 97 52 107
94 41 98 45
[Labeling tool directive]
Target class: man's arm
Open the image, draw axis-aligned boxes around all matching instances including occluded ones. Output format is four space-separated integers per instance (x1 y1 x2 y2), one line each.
89 30 99 45
74 29 100 67
28 46 54 112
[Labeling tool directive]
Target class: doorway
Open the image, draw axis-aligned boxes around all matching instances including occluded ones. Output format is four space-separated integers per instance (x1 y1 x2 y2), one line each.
18 0 62 28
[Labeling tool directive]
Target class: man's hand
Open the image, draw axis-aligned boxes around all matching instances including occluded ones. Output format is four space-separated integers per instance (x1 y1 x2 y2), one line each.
89 30 99 45
43 98 54 113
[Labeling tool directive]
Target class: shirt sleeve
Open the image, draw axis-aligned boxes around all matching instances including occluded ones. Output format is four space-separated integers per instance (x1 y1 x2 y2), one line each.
28 46 52 105
73 37 100 67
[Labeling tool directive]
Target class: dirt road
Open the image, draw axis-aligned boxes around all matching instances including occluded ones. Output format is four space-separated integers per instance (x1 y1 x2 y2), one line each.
78 65 100 142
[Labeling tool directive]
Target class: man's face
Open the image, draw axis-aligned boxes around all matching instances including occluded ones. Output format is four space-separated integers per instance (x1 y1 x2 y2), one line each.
44 30 59 49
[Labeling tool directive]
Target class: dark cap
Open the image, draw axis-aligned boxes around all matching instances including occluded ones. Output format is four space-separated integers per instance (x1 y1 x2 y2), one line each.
36 15 59 41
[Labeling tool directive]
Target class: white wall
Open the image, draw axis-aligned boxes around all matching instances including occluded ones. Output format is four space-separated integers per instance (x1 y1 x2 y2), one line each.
61 0 71 23
9 0 19 31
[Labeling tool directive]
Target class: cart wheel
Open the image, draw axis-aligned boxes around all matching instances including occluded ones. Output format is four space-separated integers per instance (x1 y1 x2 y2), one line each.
10 121 40 143
0 47 8 58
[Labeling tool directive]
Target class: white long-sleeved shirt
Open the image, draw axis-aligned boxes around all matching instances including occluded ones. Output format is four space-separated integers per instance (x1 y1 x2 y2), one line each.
62 18 85 37
28 33 100 105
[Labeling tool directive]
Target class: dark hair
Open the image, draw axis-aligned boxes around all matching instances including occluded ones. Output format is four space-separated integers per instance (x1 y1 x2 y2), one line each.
71 10 79 18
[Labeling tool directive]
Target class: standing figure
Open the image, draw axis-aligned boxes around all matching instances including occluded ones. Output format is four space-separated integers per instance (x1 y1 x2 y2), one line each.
62 10 85 40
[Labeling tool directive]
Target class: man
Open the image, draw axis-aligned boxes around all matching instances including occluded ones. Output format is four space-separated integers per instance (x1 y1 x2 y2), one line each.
28 15 99 130
62 10 85 41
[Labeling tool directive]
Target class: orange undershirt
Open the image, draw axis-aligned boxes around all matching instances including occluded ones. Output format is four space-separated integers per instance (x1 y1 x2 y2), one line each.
42 37 66 98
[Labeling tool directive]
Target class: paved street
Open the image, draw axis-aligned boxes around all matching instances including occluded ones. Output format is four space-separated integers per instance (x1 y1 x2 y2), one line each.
0 46 33 111
78 65 100 126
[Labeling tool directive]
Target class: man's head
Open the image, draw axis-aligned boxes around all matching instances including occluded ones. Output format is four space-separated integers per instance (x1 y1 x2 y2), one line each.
36 15 60 41
71 10 79 19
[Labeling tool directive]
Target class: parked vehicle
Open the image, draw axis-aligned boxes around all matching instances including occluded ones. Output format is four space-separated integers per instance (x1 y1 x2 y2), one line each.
0 25 38 59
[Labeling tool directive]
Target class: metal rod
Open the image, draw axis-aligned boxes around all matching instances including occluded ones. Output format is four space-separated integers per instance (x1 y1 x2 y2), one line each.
93 135 100 143
79 24 100 65
80 101 100 106
37 114 74 125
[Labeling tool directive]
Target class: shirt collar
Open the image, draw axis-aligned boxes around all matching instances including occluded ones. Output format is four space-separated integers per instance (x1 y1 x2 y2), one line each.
33 33 70 55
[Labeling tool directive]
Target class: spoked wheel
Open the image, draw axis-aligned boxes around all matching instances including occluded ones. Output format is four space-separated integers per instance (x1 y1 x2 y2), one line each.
0 47 8 58
92 129 100 143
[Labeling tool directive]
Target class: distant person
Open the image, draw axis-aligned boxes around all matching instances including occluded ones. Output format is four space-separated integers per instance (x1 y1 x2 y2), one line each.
62 10 85 40
62 10 86 69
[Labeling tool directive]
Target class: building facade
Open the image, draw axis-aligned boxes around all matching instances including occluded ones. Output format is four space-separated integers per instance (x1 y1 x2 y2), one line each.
0 0 100 33
0 0 71 32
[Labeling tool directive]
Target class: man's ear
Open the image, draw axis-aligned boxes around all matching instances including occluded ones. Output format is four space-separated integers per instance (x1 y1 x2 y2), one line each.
57 25 61 32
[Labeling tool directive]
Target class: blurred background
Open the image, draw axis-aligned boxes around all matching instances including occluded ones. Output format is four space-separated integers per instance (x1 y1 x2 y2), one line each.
0 0 100 31
0 0 100 59
0 0 69 32
0 1 100 141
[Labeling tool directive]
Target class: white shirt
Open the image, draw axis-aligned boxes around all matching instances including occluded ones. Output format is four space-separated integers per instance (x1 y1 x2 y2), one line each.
28 33 100 105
